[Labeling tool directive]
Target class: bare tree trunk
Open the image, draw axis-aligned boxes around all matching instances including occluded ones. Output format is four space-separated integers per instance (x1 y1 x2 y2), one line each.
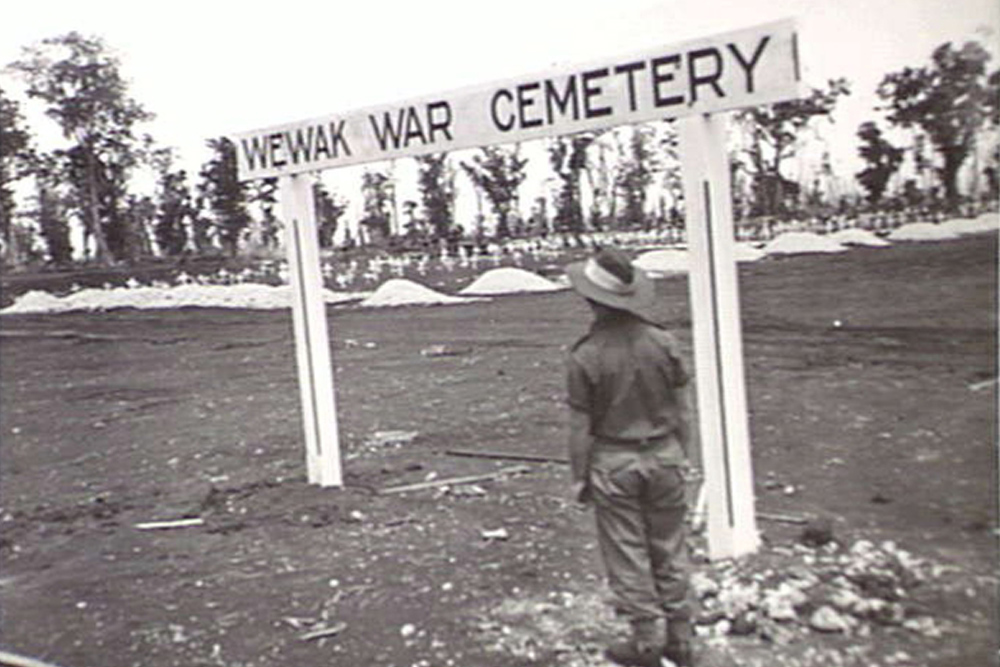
84 138 112 263
388 159 400 237
941 149 965 212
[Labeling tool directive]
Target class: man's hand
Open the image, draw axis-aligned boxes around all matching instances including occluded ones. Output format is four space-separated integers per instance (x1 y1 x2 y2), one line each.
571 479 592 505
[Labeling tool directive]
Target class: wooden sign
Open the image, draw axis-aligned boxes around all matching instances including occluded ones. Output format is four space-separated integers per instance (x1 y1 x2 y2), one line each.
232 19 801 180
231 19 804 561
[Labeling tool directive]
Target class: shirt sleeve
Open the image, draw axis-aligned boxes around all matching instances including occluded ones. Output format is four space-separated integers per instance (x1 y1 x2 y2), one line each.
670 351 690 387
657 330 690 387
566 352 593 413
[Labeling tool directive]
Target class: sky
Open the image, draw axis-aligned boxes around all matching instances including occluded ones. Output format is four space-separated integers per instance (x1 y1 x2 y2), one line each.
2 0 999 229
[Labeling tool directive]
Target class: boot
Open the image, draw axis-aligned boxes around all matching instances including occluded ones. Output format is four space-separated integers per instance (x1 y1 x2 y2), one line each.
605 618 664 667
663 611 694 667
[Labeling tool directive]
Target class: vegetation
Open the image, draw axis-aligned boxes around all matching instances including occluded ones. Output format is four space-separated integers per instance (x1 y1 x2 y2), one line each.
1 31 997 267
549 133 596 234
416 152 456 240
855 122 905 206
313 180 346 249
878 41 1000 210
460 146 527 239
735 78 851 217
10 32 154 262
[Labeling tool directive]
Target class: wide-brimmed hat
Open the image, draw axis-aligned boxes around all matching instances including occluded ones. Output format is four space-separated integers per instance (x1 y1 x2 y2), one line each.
566 247 654 319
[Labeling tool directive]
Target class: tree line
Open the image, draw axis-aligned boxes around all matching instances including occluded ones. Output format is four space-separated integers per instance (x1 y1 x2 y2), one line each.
1 32 997 267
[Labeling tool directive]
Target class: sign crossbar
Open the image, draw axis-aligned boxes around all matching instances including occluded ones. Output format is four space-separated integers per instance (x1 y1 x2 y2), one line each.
233 19 802 559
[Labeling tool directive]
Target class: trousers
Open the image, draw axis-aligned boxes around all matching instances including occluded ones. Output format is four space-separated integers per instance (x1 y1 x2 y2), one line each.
589 438 690 622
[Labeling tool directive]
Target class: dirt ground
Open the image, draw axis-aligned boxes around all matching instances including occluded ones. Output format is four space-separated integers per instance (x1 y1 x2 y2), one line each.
0 234 996 667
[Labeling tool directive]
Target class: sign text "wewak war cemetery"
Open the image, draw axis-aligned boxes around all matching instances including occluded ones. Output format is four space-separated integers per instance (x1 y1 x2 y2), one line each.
233 19 798 180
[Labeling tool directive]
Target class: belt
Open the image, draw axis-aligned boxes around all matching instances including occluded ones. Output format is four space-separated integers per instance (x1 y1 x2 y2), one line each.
594 433 675 449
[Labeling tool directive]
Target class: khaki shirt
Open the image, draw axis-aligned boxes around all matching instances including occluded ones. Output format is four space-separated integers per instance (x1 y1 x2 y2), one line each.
567 315 690 450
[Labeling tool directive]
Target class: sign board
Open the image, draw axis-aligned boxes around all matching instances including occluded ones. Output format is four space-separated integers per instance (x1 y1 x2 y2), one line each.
232 19 800 180
230 19 803 560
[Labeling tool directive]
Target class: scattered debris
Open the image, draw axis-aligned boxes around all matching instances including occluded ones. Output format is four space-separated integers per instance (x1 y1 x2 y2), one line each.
968 377 998 391
799 516 836 546
366 430 419 448
809 605 854 633
134 518 205 531
378 465 530 495
299 621 347 641
758 512 812 526
481 527 510 541
0 649 70 667
282 616 316 629
446 484 488 497
421 344 473 357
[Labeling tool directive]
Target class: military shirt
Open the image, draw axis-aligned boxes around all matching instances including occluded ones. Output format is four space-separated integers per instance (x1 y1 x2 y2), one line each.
566 314 690 450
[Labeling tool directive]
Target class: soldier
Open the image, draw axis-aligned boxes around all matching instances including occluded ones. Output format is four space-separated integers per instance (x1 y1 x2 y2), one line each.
565 247 696 667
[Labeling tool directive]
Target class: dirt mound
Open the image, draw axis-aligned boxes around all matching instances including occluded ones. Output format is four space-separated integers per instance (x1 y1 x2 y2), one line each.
634 245 765 276
734 243 767 262
888 222 959 242
360 279 485 307
938 214 999 237
764 232 846 255
458 267 565 295
0 284 360 315
633 249 689 275
830 229 891 247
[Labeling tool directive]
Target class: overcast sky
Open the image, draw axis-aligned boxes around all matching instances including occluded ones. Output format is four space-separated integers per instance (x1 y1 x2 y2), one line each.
3 0 998 201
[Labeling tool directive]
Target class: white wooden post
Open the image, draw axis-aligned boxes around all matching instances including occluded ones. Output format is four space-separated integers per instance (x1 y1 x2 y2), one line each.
279 173 343 487
678 113 759 559
234 19 800 501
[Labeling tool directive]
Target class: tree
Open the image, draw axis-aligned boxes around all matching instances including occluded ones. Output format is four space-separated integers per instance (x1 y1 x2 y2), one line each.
657 125 685 225
460 145 527 239
582 136 613 230
985 144 1000 201
416 152 455 240
10 32 154 262
878 41 999 209
855 121 904 207
189 194 214 254
198 137 251 256
249 177 279 249
549 133 596 234
123 193 156 258
0 87 35 262
151 148 192 256
360 169 393 243
31 154 72 264
736 78 850 216
614 125 659 229
313 180 346 248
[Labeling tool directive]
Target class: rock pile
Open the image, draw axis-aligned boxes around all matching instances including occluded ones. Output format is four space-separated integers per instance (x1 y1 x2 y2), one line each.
693 539 949 645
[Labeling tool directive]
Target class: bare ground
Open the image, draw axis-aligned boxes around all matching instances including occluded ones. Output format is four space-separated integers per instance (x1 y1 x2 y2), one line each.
0 234 996 667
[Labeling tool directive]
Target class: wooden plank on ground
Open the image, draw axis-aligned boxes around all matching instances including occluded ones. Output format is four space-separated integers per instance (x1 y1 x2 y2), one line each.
443 449 568 464
378 465 531 495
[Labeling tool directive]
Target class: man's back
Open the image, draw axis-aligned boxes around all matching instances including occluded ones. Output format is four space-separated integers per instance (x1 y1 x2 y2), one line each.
567 314 689 443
